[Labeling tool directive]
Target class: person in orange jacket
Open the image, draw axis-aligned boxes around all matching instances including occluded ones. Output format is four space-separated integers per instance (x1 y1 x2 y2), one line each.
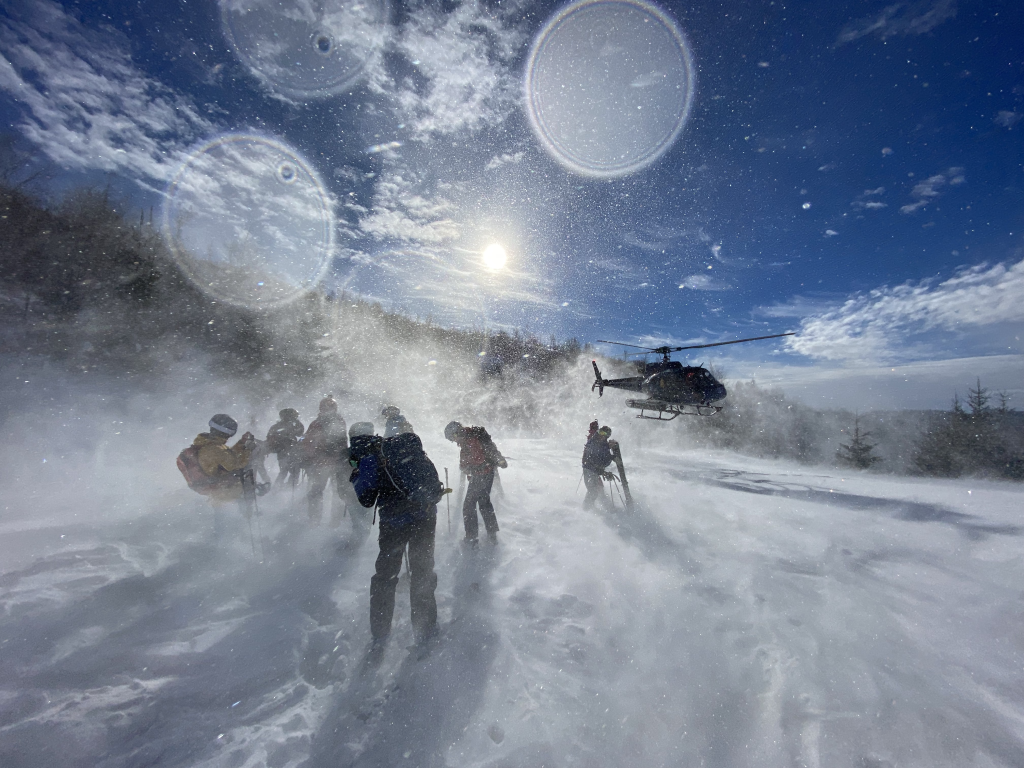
191 413 256 504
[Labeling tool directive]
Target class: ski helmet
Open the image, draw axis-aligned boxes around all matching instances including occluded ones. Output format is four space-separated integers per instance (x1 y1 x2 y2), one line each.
381 405 400 419
319 396 338 414
280 408 299 420
209 413 238 437
598 425 612 437
349 422 375 438
444 421 463 441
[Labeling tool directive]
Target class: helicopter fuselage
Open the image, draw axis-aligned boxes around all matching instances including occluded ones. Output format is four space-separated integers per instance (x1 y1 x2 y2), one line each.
592 360 727 407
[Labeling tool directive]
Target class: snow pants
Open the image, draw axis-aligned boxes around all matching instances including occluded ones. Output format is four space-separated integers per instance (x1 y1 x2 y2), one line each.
307 462 364 529
274 448 302 489
370 513 438 641
583 468 612 511
463 470 498 540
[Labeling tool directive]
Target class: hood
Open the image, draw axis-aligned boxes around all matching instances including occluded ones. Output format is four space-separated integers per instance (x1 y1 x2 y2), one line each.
193 432 227 448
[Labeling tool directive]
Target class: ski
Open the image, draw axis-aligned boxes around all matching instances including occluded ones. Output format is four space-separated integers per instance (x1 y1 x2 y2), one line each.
609 440 633 511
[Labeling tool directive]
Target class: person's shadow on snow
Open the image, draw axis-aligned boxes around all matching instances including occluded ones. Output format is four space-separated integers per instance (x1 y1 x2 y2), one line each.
306 544 500 768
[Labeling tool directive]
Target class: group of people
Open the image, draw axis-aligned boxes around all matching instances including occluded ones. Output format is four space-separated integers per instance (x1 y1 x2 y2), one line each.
180 404 627 650
179 402 514 647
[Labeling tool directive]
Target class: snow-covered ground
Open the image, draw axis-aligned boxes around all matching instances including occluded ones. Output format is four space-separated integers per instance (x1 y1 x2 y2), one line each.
2 438 1024 768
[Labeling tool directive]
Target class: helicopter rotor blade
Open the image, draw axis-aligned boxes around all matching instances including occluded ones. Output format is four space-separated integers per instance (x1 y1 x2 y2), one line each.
595 340 659 351
667 332 796 352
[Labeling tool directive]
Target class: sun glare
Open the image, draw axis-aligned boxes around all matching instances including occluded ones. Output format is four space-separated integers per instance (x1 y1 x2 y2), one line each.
482 243 508 270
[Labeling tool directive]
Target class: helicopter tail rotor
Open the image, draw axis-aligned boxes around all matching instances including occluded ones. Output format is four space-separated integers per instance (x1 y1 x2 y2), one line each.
591 360 605 397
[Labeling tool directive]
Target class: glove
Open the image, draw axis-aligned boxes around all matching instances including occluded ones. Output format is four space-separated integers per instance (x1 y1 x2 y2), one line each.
602 471 615 481
496 457 508 469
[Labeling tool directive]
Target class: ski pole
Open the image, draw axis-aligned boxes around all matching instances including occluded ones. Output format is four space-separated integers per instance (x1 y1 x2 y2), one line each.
576 473 584 494
252 480 266 563
445 467 451 534
242 471 258 558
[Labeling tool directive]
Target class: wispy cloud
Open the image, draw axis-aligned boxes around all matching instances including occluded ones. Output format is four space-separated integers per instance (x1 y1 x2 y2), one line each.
900 167 964 214
851 186 888 211
0 0 212 184
994 111 1022 130
836 0 957 46
787 259 1024 363
359 171 460 244
485 152 524 171
679 273 732 291
370 1 527 140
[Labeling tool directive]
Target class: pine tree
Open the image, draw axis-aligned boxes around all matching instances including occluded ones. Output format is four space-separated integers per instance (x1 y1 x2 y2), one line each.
836 416 880 469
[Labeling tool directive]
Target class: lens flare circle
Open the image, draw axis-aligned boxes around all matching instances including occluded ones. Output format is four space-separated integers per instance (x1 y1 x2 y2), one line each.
524 0 695 178
162 134 335 309
482 243 508 270
278 162 297 183
220 0 390 100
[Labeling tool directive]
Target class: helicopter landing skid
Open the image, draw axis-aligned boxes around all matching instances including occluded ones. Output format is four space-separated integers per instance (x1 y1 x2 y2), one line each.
626 399 723 420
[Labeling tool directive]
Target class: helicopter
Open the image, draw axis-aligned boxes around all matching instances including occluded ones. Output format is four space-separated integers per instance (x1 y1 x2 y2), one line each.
591 332 795 420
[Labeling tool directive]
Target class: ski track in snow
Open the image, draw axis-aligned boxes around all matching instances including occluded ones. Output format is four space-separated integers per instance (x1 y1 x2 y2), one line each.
2 442 1024 767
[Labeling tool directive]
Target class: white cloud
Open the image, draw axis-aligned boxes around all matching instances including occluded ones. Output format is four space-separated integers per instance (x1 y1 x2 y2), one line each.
851 186 888 211
787 259 1024 363
678 274 732 291
899 167 964 214
994 110 1022 129
0 0 212 183
836 0 957 46
359 171 460 244
730 354 1024 411
370 1 527 139
485 151 524 171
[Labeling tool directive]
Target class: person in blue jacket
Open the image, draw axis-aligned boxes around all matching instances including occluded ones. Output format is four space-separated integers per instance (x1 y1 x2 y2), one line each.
349 424 440 646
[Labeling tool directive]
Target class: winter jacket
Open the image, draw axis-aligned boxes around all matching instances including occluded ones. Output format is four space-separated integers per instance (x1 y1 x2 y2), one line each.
458 426 506 475
266 417 304 454
582 435 613 473
384 414 414 437
304 413 348 465
351 439 437 528
192 432 252 502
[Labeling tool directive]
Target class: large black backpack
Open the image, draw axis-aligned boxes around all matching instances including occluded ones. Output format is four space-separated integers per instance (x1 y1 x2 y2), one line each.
380 432 443 506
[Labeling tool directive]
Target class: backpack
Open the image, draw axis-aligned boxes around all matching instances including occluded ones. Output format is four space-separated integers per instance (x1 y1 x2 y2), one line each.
463 426 506 469
380 432 443 506
177 445 220 495
266 423 299 454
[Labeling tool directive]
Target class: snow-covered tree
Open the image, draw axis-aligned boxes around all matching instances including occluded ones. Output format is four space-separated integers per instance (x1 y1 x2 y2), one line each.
836 416 880 470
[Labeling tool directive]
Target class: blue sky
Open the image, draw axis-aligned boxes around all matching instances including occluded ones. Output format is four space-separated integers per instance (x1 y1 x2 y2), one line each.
1 0 1021 409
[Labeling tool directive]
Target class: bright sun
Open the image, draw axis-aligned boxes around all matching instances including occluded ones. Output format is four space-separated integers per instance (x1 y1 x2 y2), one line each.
482 243 508 270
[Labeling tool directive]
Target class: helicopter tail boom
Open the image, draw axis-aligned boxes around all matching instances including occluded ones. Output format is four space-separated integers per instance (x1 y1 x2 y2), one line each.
591 360 605 396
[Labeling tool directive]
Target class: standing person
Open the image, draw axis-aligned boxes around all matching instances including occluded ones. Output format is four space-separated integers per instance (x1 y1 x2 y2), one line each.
349 430 444 647
266 408 305 488
304 396 348 525
381 405 414 437
582 425 615 511
344 422 376 541
176 414 260 538
444 421 507 545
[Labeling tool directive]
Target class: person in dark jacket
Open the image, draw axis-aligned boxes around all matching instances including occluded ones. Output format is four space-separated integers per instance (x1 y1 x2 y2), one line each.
444 421 507 544
582 425 615 511
266 408 305 488
350 430 441 645
304 396 348 525
381 405 414 437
